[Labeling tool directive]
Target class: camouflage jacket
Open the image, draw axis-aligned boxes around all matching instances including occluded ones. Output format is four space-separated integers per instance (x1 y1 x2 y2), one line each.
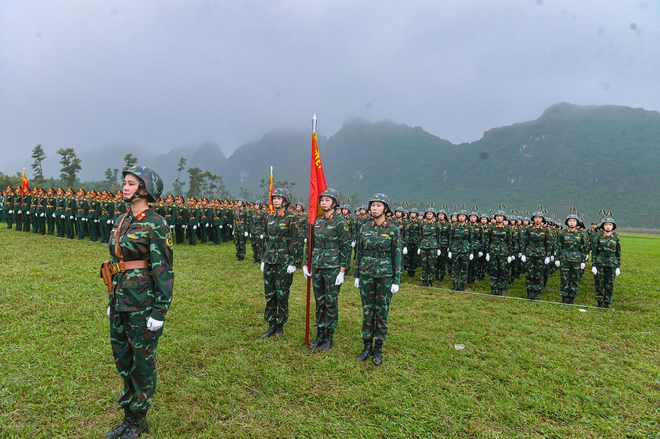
419 220 440 249
438 221 451 248
108 209 174 321
448 223 473 254
558 229 589 263
249 210 266 235
486 224 511 256
593 231 621 268
307 213 351 269
233 208 249 231
522 226 551 258
354 219 402 284
262 210 298 265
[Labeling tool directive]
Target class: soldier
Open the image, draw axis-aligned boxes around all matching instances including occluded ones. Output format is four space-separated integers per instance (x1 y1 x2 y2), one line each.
45 188 57 235
302 188 350 351
521 211 552 300
591 216 621 308
353 193 401 366
418 208 440 287
260 188 298 338
448 209 473 291
233 199 250 260
294 202 308 268
186 197 200 246
87 190 101 242
403 208 421 277
4 187 14 229
435 210 451 282
249 201 266 262
199 198 210 244
74 189 88 239
485 210 511 296
173 196 186 245
99 191 114 243
102 165 173 439
65 188 77 239
468 210 483 285
557 213 589 304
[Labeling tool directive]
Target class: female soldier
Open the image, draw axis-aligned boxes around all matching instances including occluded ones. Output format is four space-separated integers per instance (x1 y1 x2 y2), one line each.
448 209 473 291
521 211 551 300
102 166 173 439
591 216 621 308
260 188 298 338
418 208 440 287
303 188 350 351
485 211 511 296
353 193 402 366
557 213 589 304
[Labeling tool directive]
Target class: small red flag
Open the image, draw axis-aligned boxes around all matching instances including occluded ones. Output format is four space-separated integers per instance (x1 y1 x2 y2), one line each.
21 171 30 197
308 132 327 225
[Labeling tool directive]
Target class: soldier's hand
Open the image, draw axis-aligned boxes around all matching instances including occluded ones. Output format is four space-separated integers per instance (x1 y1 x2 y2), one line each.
507 256 512 264
147 317 164 331
107 220 112 224
303 266 311 278
40 213 44 217
334 272 345 286
580 263 586 270
260 262 265 272
555 260 560 267
26 211 30 215
70 216 74 219
521 255 526 262
286 265 296 274
448 252 452 259
586 254 589 261
437 249 441 256
551 255 555 262
485 253 490 262
351 241 356 248
220 225 223 228
591 266 598 275
52 214 56 218
390 284 399 294
107 307 111 317
469 254 474 261
354 278 360 288
478 251 483 257
615 268 621 276
402 247 408 255
193 225 197 230
544 257 550 265
417 248 421 255
260 234 263 239
244 231 249 237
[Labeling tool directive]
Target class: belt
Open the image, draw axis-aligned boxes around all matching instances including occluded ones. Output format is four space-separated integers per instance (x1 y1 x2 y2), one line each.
363 250 390 258
108 260 148 275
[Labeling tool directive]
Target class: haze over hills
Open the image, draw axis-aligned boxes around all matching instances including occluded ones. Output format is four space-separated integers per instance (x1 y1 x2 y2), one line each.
2 103 658 229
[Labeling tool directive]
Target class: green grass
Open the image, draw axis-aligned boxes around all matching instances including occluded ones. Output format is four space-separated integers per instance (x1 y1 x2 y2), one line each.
1 228 659 438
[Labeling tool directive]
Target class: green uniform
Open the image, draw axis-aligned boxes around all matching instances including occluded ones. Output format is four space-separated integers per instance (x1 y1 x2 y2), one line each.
187 206 200 246
4 193 14 228
45 195 56 235
233 207 249 259
449 223 473 287
249 209 266 262
486 224 511 293
419 220 440 282
558 228 588 300
592 231 621 305
522 225 551 299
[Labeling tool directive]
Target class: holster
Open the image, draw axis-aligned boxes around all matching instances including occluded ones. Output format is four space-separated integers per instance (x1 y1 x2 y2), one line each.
100 260 114 294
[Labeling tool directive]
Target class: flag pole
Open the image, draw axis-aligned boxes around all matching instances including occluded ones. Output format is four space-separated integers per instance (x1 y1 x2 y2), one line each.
305 115 317 346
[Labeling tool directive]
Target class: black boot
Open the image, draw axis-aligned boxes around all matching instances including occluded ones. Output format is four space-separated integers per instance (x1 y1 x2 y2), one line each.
490 287 496 295
373 340 383 366
526 290 532 300
604 302 609 309
309 328 325 349
428 281 433 287
459 283 465 291
439 275 445 282
408 270 414 277
261 322 276 339
356 339 372 361
119 411 149 439
568 297 574 305
102 407 133 439
274 323 283 337
318 329 334 351
498 288 504 296
597 301 603 308
561 296 567 304
452 282 458 291
421 280 427 287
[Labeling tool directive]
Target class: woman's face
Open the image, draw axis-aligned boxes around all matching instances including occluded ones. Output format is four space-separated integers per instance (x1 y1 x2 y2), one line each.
567 218 578 228
123 173 142 200
272 196 284 209
319 196 334 212
533 216 543 225
425 212 434 220
370 202 385 218
458 214 467 222
480 217 488 225
603 222 614 232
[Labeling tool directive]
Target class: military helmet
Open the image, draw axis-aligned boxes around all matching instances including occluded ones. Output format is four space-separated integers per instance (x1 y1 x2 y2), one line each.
122 165 164 202
236 198 247 205
359 204 367 211
599 216 617 230
424 207 437 215
296 201 306 210
565 213 581 227
410 207 419 214
272 188 292 205
531 211 545 221
480 212 490 220
493 210 508 220
456 209 469 217
319 188 340 207
342 204 351 211
368 193 392 213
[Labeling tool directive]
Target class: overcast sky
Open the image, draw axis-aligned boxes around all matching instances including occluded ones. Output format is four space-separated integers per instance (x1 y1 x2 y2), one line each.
1 0 658 172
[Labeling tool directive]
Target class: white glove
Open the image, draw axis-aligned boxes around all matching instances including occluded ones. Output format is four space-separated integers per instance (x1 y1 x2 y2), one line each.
403 247 408 255
205 223 209 227
469 254 474 261
521 255 526 262
580 263 586 270
592 266 598 275
615 268 621 276
544 257 550 265
417 248 421 255
551 255 555 262
303 266 311 278
229 225 233 228
391 284 399 294
518 253 523 258
220 225 223 228
304 238 307 243
351 241 356 248
94 219 99 223
249 233 252 238
107 307 111 317
260 235 263 239
107 220 112 224
555 260 560 267
437 249 441 256
354 278 360 288
52 213 56 218
193 225 197 230
60 215 65 218
286 265 296 274
486 253 490 262
335 272 345 286
8 210 12 214
244 231 249 237
448 252 452 259
586 254 589 261
70 216 74 219
507 256 512 264
147 317 163 331
40 213 44 217
511 255 516 260
478 251 483 257
260 262 265 272
26 211 30 215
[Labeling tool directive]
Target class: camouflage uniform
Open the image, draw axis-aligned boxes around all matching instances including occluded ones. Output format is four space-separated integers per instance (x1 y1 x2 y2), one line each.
233 201 249 260
418 212 440 286
592 220 621 307
486 221 511 295
249 204 266 262
522 215 551 300
558 224 588 303
448 215 473 290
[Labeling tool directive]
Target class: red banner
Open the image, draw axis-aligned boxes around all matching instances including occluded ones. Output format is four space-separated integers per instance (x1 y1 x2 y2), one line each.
308 132 327 225
21 171 30 197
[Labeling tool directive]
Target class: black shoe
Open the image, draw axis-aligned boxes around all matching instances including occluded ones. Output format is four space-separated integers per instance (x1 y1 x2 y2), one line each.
568 297 575 305
452 282 458 291
459 283 465 291
439 276 445 282
490 288 497 296
119 411 149 439
428 281 433 287
261 322 276 339
373 340 383 366
274 323 283 337
597 301 603 308
318 329 334 351
604 302 609 309
309 328 325 349
102 407 133 439
497 289 503 296
407 271 414 277
561 296 567 304
356 339 372 361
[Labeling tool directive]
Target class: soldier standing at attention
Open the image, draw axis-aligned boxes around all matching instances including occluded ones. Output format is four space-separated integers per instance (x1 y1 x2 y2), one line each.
259 188 298 338
521 211 552 301
557 213 589 304
485 211 511 296
303 189 350 351
45 188 56 236
249 201 266 262
102 166 173 439
353 194 402 366
4 187 14 229
418 208 440 287
294 202 308 268
448 209 474 292
591 216 621 308
233 198 249 261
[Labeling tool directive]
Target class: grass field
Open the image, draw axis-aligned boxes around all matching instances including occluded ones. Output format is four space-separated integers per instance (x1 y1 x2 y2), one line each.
1 227 659 438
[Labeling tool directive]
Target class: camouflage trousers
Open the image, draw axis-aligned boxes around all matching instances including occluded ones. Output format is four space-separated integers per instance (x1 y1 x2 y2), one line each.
234 229 247 258
251 236 263 262
594 265 616 304
436 247 449 278
293 239 306 267
311 267 342 329
560 261 582 299
110 309 162 413
526 256 545 292
263 263 293 324
358 276 393 342
489 255 509 290
450 253 470 284
403 244 419 272
420 248 437 281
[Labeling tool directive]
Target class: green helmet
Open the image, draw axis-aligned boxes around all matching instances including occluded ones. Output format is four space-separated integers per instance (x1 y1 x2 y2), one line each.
236 198 247 205
599 216 617 230
457 209 470 217
493 210 508 220
424 207 437 215
272 188 292 205
531 211 545 221
122 165 164 202
319 188 340 207
368 193 392 213
565 214 580 227
342 204 351 211
296 201 306 210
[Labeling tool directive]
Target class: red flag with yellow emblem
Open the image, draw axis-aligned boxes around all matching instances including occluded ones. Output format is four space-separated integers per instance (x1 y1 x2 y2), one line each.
21 170 30 197
308 131 327 225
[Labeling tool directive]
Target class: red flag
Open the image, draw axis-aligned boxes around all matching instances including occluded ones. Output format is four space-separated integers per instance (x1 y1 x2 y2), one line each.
308 131 327 225
21 171 30 197
268 166 275 213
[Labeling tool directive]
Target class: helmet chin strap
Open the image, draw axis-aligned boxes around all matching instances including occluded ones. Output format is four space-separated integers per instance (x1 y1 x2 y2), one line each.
123 184 148 203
